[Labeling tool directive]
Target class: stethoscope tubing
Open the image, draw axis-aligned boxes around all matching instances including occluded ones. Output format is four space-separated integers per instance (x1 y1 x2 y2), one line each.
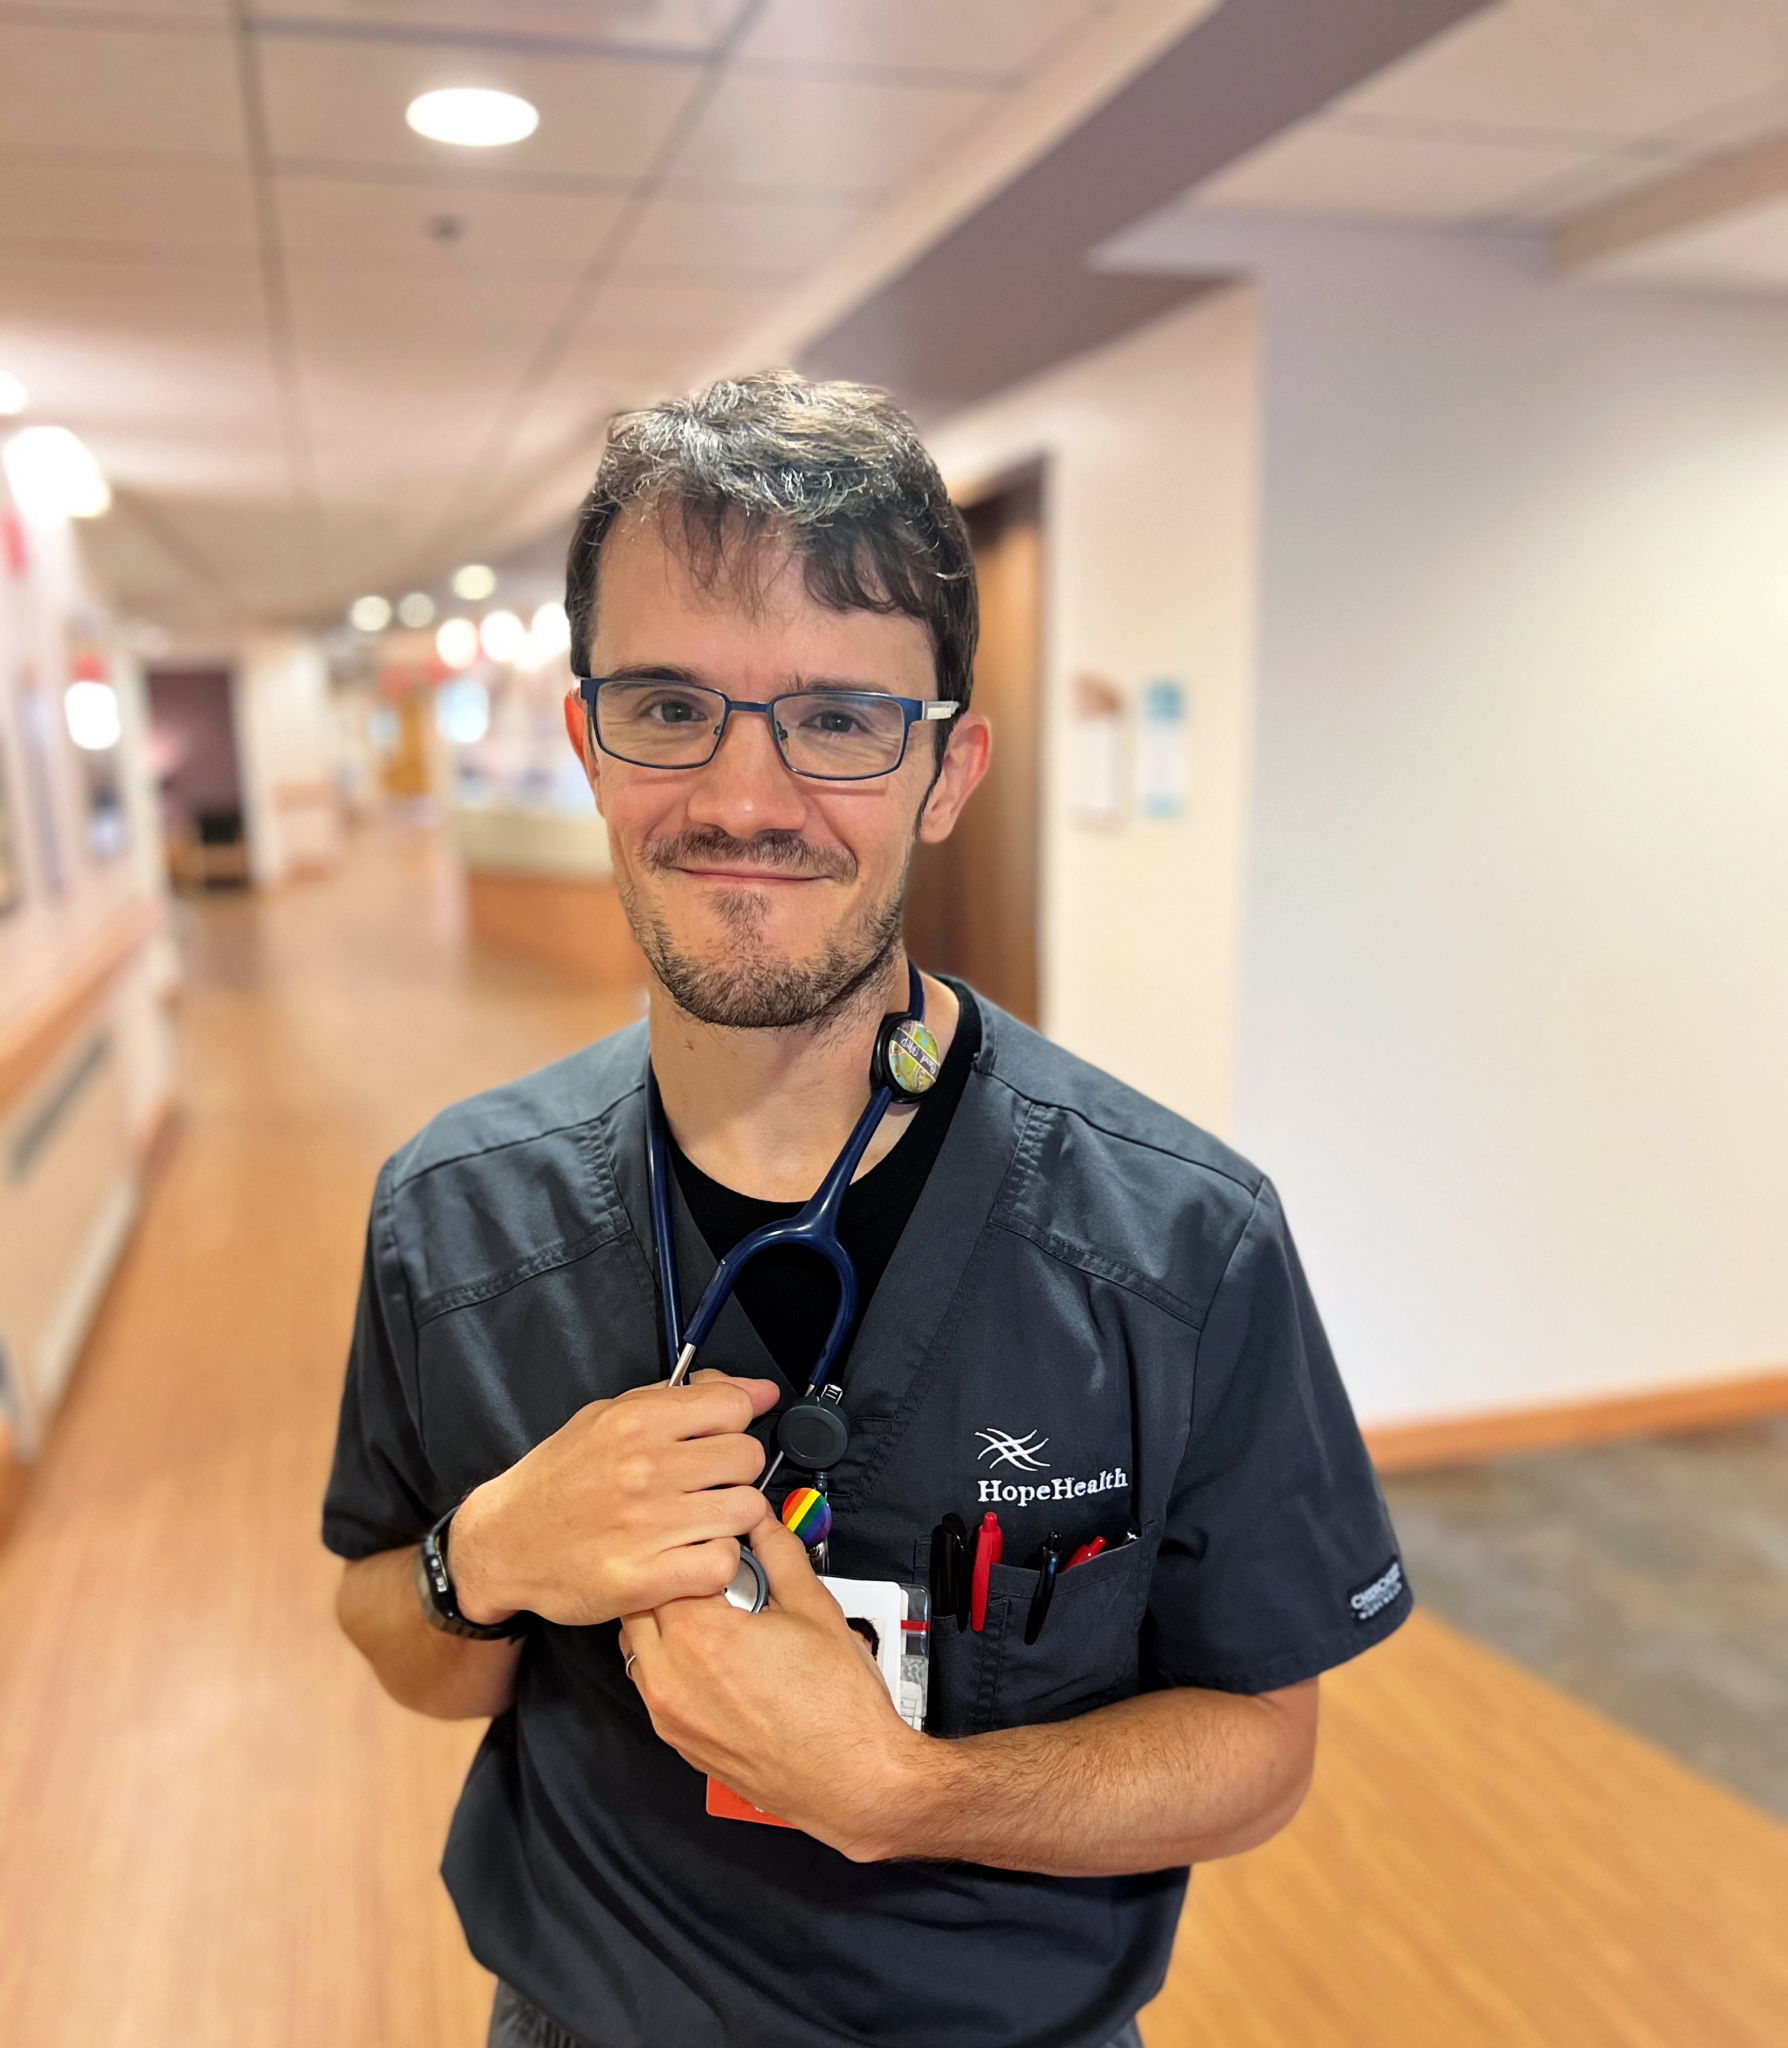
644 964 925 1485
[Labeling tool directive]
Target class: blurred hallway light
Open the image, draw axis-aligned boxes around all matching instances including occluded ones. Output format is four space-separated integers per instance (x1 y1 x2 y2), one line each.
65 679 121 751
4 425 110 522
438 678 490 745
529 602 571 664
348 594 392 632
0 368 25 415
453 563 497 600
397 591 436 628
406 88 539 149
479 609 526 663
437 616 479 668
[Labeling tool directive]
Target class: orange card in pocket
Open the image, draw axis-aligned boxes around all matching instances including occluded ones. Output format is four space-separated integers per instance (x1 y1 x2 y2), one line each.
705 1776 794 1828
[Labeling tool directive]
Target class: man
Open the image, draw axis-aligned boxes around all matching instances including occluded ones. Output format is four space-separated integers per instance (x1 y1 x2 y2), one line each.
325 372 1409 2048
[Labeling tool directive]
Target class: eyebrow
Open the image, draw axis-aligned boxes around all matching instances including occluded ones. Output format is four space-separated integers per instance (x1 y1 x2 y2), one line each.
595 666 916 697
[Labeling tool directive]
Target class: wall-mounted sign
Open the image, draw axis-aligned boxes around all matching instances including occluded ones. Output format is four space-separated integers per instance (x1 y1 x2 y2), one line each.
1071 672 1125 826
1135 678 1189 820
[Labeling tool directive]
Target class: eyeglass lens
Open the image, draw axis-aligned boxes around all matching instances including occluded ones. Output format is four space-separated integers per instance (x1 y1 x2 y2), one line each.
596 680 911 779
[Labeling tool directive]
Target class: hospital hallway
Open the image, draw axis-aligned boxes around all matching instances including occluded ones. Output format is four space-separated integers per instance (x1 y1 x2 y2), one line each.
1 821 1785 2048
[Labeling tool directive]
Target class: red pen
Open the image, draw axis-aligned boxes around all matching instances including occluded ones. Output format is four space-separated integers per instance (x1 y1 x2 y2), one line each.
969 1510 1002 1631
1064 1535 1106 1570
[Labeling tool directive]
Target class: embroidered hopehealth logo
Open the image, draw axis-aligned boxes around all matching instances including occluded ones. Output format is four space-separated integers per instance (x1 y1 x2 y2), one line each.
1349 1559 1403 1622
975 1428 1051 1471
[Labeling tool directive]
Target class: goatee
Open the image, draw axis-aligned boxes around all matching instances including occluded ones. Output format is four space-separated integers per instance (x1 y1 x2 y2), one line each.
621 826 908 1031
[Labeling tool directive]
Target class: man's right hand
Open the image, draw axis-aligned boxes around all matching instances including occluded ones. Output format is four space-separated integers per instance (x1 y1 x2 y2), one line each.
447 1371 780 1629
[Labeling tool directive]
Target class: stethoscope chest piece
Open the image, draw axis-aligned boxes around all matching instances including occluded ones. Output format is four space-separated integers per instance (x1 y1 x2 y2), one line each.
724 1549 769 1613
872 1013 942 1104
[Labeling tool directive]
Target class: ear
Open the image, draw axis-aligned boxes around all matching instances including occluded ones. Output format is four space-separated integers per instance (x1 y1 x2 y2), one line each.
563 689 605 816
917 713 992 845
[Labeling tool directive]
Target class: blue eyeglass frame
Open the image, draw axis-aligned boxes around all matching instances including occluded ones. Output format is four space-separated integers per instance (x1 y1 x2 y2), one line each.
576 674 960 782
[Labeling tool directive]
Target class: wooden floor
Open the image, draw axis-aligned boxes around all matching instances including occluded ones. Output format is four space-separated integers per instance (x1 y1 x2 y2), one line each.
1 826 1784 2048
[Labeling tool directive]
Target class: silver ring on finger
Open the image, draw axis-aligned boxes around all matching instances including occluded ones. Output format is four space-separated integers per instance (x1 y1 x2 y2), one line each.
624 1651 638 1681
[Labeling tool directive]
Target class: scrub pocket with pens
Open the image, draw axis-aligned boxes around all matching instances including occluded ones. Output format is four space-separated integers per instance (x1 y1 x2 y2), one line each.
928 1539 1149 1737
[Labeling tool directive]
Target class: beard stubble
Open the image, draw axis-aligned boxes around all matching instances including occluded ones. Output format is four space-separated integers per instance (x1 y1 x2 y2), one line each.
618 824 910 1030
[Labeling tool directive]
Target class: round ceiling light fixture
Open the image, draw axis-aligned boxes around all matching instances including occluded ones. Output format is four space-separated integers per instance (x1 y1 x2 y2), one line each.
406 88 539 149
452 561 497 600
0 369 27 416
396 591 436 628
348 593 392 633
3 424 110 523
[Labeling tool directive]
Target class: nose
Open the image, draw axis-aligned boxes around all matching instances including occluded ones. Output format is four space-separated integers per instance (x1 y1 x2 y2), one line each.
682 701 808 837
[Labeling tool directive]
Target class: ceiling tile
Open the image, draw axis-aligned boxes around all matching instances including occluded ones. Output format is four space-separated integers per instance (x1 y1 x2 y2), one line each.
674 69 997 197
581 270 781 340
0 20 245 159
622 190 865 276
255 34 702 179
0 161 259 254
736 0 1098 81
276 173 627 267
287 257 578 340
246 1 752 58
0 250 264 334
1196 119 1609 221
1343 0 1788 148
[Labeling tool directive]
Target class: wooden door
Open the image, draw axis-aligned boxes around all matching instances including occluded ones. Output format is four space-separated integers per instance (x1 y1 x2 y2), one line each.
904 472 1043 1023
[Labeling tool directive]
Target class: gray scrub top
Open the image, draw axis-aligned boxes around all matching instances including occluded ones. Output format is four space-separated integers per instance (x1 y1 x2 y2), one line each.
323 995 1409 2048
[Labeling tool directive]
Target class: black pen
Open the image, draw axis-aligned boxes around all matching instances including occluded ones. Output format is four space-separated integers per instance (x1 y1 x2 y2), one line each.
1024 1532 1064 1646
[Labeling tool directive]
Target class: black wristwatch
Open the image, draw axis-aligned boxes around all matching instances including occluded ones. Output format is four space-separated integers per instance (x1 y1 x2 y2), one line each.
416 1504 526 1641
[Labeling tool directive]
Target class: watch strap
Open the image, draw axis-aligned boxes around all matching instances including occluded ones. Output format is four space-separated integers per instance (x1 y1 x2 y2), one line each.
416 1505 525 1641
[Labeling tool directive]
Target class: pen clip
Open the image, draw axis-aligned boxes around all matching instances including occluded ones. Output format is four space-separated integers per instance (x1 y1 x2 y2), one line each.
942 1512 970 1629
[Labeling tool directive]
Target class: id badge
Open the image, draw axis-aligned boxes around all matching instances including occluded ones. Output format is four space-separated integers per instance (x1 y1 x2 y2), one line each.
705 1576 930 1827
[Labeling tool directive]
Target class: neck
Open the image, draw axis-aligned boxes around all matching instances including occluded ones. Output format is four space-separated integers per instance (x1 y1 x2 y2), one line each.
648 951 960 1201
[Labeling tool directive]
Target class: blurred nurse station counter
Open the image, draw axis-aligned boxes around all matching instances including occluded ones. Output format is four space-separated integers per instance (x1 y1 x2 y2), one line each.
452 802 646 991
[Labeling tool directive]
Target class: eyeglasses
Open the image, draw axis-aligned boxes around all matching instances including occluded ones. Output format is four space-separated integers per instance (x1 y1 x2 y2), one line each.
577 676 959 783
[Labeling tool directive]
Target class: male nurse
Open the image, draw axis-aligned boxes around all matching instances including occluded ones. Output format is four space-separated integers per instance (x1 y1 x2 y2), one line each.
325 371 1410 2048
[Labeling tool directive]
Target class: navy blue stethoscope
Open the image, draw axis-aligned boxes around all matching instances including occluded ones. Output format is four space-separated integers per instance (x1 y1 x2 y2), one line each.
645 962 942 1495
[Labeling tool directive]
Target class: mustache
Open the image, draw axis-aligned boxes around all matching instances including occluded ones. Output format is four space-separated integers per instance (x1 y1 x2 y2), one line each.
640 827 856 884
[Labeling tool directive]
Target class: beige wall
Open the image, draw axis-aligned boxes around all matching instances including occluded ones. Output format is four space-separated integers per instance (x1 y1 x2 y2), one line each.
926 284 1260 1135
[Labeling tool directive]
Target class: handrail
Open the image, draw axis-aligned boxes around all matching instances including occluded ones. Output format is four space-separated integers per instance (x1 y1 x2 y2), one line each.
0 897 161 1122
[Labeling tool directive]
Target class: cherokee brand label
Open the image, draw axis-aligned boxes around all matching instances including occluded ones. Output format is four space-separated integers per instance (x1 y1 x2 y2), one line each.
1348 1559 1404 1622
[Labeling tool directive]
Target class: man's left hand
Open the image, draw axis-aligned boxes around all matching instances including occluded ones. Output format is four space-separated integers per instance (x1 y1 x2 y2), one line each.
619 1517 920 1860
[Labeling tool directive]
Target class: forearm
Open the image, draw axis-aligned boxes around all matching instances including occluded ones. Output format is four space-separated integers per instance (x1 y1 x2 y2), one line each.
871 1681 1317 1877
336 1546 522 1721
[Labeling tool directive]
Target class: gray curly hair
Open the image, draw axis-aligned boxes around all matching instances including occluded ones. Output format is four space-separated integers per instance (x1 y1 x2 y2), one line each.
565 371 978 712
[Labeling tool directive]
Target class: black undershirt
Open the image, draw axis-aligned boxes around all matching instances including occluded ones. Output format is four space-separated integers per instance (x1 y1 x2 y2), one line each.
667 986 981 1390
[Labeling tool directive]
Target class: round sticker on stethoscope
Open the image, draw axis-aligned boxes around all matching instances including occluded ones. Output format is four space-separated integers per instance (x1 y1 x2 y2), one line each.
882 1018 941 1099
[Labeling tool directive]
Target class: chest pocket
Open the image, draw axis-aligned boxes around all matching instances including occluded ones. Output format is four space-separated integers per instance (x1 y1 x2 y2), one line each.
927 1540 1149 1737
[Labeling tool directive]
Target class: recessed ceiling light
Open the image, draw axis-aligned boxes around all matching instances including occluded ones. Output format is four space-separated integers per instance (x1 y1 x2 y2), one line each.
0 369 26 416
348 594 392 633
452 561 497 600
397 591 437 628
407 88 539 149
3 425 109 523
